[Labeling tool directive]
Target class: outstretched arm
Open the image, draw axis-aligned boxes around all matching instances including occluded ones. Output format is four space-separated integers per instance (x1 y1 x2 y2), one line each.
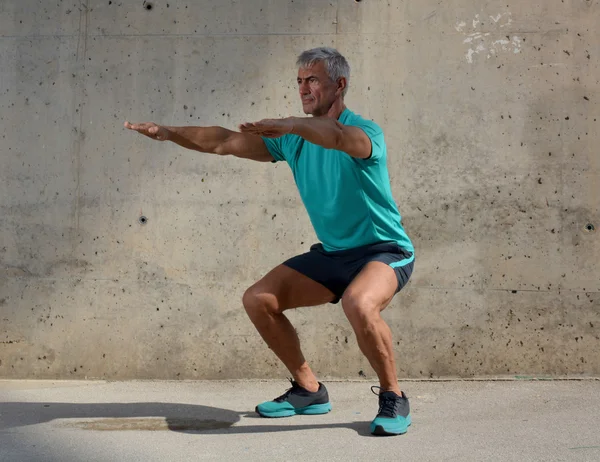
124 121 274 162
239 117 372 159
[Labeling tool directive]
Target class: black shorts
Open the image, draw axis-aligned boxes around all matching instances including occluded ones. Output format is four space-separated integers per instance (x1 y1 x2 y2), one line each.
283 241 415 304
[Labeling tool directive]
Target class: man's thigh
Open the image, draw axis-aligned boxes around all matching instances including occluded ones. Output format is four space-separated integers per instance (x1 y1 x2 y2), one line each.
342 261 399 313
282 244 353 303
342 244 415 312
249 264 335 311
281 242 414 306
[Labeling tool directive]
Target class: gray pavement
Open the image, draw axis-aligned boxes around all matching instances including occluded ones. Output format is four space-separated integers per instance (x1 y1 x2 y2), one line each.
1 379 599 461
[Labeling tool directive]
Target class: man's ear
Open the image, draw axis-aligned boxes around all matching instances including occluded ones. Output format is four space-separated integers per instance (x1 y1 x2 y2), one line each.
336 77 347 96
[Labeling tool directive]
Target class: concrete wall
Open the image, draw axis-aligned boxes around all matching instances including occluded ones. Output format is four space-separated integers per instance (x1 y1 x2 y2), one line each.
1 0 598 380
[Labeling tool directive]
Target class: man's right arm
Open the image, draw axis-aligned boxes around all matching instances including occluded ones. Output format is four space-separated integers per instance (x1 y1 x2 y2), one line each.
124 122 274 162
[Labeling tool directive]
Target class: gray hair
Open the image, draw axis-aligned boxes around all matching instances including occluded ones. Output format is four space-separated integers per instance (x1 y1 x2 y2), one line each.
296 47 350 97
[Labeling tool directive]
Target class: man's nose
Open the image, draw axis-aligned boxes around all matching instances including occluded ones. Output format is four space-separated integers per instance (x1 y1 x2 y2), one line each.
299 81 310 94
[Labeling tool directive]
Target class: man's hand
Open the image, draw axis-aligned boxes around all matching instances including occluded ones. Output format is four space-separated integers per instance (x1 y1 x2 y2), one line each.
239 118 295 138
124 121 170 141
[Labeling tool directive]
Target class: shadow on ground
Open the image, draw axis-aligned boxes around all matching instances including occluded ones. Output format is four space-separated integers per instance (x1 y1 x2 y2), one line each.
0 402 372 436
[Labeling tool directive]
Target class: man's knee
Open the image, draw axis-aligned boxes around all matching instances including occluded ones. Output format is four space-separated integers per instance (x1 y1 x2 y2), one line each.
341 289 379 326
242 284 280 319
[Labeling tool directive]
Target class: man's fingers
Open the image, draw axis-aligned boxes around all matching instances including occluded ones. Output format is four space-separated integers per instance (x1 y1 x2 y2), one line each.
239 122 258 130
240 122 273 135
239 124 257 133
243 128 266 136
124 121 161 136
124 121 137 130
240 120 271 129
125 121 144 131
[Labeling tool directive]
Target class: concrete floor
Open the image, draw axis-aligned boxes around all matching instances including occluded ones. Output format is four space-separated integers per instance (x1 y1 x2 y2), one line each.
1 379 599 461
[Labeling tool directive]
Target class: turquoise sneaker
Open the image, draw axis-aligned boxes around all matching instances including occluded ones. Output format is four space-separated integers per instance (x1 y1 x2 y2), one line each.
255 379 332 418
370 387 411 436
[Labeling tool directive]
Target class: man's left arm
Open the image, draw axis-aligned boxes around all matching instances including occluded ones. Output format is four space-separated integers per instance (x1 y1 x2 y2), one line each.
239 117 373 159
290 117 372 159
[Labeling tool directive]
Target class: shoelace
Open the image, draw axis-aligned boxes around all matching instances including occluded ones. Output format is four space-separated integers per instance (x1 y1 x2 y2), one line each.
371 386 401 418
275 378 301 402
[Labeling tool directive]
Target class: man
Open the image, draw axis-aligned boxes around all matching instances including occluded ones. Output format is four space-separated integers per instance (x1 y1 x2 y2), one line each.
125 47 414 436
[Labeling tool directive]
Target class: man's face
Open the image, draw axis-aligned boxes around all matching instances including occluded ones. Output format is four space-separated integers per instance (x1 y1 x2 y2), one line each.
297 61 340 116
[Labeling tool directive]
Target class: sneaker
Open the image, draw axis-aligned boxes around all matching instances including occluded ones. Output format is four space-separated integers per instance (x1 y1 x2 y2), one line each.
255 379 332 418
370 387 411 436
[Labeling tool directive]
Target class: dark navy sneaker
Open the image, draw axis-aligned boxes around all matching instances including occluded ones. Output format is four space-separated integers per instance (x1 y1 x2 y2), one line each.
255 379 332 418
370 387 411 436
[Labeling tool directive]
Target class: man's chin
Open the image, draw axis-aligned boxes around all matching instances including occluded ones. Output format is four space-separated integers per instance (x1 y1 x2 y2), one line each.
301 103 313 115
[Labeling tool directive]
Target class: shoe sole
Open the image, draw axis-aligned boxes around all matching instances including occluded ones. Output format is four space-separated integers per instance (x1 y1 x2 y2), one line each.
255 402 332 418
371 421 411 436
